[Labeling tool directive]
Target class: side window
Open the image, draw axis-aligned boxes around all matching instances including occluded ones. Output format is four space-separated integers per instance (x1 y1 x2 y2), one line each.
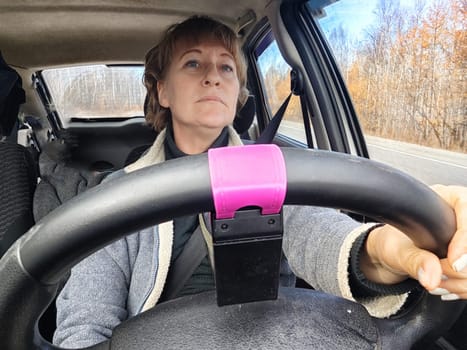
255 33 308 144
314 0 466 186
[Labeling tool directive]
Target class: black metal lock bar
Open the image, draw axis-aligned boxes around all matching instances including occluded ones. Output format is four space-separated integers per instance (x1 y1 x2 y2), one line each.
212 208 283 306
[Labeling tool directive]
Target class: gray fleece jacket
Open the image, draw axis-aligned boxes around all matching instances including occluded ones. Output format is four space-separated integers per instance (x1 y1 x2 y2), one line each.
53 126 407 348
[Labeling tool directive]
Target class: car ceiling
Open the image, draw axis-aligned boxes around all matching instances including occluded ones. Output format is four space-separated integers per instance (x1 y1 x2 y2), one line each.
0 0 270 70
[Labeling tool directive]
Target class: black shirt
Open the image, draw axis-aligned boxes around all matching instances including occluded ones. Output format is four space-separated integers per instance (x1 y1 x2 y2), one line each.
162 123 229 299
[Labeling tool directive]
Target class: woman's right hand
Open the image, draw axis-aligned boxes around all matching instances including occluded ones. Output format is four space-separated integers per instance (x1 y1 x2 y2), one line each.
360 185 467 300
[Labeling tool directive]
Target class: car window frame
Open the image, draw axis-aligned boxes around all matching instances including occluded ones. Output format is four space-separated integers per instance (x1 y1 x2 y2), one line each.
278 1 369 156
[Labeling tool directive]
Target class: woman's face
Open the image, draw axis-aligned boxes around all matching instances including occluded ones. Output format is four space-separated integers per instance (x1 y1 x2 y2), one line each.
157 40 240 137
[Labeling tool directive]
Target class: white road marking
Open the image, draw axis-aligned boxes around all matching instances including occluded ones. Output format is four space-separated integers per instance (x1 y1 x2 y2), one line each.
368 143 467 170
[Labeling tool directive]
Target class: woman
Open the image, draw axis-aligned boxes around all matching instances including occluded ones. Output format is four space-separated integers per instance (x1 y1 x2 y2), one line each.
53 15 467 348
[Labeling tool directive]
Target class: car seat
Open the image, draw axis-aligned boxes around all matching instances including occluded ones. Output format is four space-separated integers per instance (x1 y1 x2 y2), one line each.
33 148 107 222
233 95 256 140
0 50 37 258
0 141 37 257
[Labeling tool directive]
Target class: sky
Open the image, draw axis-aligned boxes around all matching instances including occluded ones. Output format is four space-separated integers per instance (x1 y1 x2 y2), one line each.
319 0 379 40
318 0 438 41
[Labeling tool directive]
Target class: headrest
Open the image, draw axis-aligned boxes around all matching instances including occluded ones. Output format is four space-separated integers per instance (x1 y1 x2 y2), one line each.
143 94 256 136
0 51 25 137
233 95 255 135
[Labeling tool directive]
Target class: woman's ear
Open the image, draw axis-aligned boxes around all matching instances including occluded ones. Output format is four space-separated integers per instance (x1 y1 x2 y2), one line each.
157 80 169 108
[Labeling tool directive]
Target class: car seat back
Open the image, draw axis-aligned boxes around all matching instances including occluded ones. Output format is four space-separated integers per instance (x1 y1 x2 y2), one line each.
0 142 37 257
33 150 107 222
0 51 37 257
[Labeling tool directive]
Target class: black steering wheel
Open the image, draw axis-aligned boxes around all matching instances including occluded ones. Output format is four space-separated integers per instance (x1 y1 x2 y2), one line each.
0 147 465 350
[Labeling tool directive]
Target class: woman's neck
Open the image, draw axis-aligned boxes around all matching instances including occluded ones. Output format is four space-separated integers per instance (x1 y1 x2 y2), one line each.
172 124 226 155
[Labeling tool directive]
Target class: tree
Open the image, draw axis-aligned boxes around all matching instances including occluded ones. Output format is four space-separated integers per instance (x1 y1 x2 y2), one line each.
338 0 465 152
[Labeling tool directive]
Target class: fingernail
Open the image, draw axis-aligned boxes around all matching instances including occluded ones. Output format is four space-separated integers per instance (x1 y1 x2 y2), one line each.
453 254 467 272
441 274 449 281
441 293 460 301
418 268 427 286
429 288 450 296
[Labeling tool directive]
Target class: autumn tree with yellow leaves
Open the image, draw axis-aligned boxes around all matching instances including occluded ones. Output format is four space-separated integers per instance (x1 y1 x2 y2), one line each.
344 0 466 152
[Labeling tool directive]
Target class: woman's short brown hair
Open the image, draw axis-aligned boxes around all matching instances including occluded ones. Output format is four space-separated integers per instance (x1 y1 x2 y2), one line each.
143 15 249 132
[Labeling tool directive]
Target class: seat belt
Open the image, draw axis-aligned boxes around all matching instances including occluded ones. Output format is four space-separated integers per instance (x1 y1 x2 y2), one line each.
160 220 208 302
255 92 292 144
255 67 308 145
199 213 215 271
300 94 314 146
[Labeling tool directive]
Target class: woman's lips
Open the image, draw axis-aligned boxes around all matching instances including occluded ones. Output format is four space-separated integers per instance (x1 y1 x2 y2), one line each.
198 96 225 105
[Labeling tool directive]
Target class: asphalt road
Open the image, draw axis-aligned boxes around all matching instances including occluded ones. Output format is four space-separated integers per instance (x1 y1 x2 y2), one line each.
278 122 466 186
366 136 467 186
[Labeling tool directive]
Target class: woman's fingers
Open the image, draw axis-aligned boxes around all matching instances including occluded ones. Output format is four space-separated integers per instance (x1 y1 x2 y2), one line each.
414 250 443 291
390 240 467 300
366 225 466 299
365 226 442 288
363 185 467 300
429 258 467 300
431 185 467 272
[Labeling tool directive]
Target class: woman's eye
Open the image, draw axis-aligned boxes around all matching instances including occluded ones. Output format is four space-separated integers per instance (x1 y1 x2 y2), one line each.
221 64 234 73
184 60 199 69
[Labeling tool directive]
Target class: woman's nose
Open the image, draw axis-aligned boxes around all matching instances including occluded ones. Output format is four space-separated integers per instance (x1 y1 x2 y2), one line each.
203 64 220 86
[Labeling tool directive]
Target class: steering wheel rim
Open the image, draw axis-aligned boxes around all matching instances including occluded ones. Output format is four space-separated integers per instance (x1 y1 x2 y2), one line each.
0 147 463 349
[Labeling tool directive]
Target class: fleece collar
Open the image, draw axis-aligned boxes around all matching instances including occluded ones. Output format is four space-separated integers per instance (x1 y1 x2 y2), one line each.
125 125 243 173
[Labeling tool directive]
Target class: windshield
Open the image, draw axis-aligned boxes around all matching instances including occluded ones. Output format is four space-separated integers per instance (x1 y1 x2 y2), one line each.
42 65 146 125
